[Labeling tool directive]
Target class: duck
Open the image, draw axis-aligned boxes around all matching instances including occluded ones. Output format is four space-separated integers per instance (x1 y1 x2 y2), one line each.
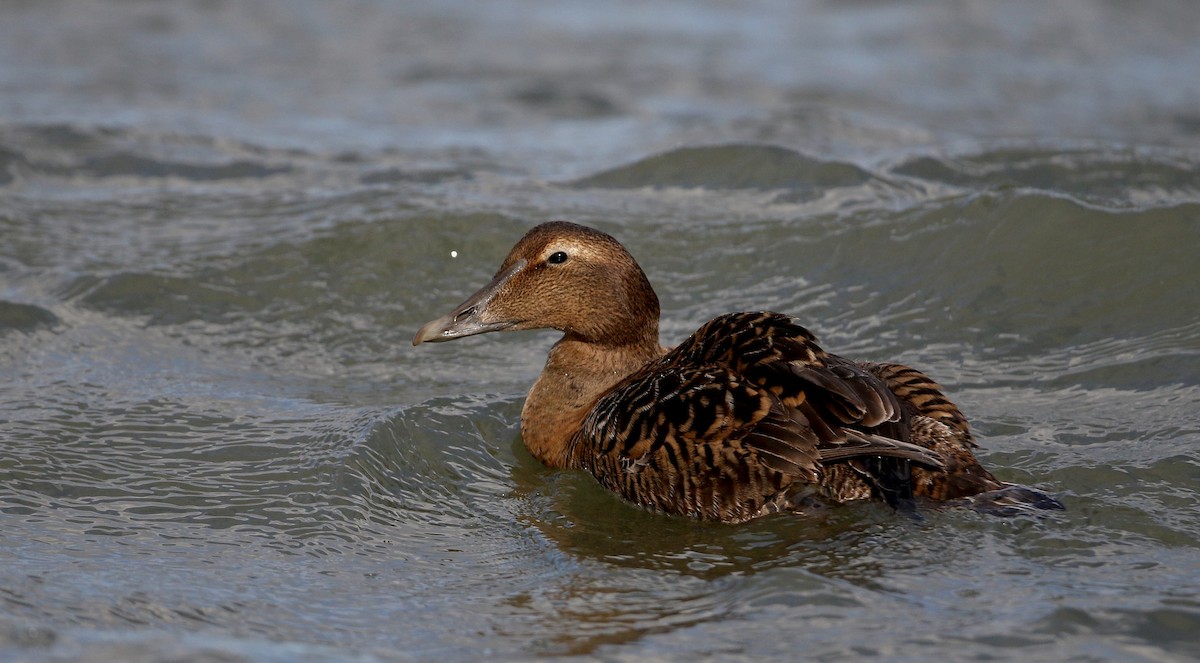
413 221 1061 522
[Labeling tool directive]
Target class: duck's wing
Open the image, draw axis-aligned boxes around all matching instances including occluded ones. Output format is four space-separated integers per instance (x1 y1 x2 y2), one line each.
571 313 945 520
670 312 905 430
860 361 973 444
862 361 1004 499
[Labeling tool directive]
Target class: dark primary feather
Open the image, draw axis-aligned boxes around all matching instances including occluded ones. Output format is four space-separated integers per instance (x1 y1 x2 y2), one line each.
861 361 1003 500
570 312 946 521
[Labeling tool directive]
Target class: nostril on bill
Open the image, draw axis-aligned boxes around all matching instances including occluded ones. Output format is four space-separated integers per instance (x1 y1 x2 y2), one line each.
454 306 476 323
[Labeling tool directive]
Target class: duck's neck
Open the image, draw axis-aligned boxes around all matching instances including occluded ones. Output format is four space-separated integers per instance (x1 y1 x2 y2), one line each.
520 333 665 469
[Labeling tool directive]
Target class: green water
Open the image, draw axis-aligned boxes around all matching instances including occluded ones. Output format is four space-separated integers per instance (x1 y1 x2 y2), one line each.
2 1 1199 661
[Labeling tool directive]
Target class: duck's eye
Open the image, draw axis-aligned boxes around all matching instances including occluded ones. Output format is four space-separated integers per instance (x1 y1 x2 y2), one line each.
547 251 569 265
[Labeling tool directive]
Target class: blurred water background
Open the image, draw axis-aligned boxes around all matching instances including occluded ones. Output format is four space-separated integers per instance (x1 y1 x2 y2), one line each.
2 1 1199 661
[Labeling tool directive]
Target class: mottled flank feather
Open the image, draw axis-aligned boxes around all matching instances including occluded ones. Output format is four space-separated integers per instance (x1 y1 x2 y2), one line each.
570 313 945 521
861 362 1004 500
413 221 1061 522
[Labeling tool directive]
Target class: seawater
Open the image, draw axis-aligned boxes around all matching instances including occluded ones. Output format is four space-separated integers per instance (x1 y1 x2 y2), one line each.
2 1 1199 661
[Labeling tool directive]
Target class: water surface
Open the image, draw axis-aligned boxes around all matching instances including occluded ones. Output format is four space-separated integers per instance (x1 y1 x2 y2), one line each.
2 1 1199 661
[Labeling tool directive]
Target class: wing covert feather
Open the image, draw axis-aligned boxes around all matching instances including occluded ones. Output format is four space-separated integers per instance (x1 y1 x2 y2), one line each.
568 313 947 520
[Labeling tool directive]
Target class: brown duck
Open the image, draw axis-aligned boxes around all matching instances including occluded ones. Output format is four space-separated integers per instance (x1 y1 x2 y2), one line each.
414 221 1060 522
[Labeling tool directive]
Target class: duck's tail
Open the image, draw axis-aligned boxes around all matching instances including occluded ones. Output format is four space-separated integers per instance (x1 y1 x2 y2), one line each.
952 483 1065 517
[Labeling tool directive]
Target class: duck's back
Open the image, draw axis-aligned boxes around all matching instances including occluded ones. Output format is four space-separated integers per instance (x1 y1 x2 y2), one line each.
569 312 948 521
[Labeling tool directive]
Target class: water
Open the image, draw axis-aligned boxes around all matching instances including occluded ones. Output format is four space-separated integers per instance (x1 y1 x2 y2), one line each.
2 1 1199 661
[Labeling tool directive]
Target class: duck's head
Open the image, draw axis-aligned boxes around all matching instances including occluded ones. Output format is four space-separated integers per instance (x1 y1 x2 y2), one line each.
413 221 661 347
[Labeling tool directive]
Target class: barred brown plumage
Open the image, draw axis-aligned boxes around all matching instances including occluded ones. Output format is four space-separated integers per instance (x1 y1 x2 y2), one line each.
413 221 1062 521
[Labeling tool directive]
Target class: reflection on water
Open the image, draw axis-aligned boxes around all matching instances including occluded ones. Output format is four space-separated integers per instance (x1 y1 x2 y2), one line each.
2 0 1200 661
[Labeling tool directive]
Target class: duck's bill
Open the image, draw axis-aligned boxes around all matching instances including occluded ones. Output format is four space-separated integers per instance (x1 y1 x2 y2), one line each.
412 259 525 345
412 308 514 345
